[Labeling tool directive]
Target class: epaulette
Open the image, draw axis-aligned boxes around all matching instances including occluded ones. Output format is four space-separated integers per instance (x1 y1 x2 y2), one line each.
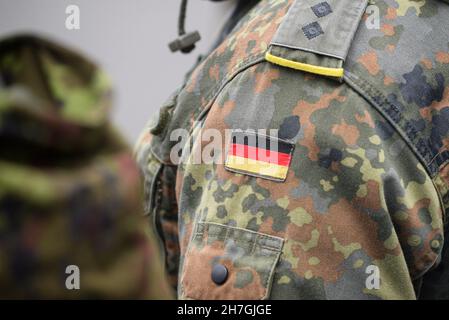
265 0 369 80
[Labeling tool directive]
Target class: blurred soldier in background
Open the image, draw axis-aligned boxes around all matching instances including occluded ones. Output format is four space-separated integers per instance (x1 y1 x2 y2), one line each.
0 35 172 299
136 0 449 299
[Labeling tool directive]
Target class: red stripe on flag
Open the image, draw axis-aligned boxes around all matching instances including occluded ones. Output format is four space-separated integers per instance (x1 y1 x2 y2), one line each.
229 144 291 167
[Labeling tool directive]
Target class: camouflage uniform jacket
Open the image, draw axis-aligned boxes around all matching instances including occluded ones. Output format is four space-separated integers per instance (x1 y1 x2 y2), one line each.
136 0 449 299
0 35 172 299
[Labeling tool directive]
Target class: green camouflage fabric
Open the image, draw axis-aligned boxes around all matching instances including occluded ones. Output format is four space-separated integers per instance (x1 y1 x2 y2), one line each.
0 35 172 299
136 0 449 299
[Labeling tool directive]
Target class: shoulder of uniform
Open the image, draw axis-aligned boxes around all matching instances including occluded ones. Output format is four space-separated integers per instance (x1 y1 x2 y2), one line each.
265 0 369 80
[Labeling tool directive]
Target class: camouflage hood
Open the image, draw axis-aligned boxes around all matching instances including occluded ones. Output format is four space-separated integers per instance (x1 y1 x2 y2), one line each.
0 35 172 299
0 35 114 158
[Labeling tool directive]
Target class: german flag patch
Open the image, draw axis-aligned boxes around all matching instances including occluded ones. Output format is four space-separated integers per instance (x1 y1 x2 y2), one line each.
225 130 295 182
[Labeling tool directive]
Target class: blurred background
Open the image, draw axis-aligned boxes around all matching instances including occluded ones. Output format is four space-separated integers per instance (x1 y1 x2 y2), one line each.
0 0 236 142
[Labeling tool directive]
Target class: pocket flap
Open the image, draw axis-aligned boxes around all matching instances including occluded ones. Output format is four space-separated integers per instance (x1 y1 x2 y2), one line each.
181 222 284 300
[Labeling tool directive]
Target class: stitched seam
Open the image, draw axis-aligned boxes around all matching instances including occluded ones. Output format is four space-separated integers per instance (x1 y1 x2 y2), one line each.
344 72 445 277
149 54 266 166
429 151 444 165
194 54 266 125
343 72 435 177
261 250 283 300
199 221 284 249
269 42 344 60
429 150 449 166
438 159 449 172
358 77 432 164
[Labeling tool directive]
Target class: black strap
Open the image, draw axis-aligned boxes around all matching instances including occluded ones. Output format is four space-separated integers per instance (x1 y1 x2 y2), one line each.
168 0 201 54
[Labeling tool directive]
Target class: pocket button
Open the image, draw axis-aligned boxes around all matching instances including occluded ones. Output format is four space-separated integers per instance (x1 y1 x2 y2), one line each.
211 264 228 285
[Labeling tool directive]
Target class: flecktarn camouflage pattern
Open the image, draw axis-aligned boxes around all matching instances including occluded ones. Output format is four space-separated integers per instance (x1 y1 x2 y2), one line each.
0 35 172 299
136 0 449 299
